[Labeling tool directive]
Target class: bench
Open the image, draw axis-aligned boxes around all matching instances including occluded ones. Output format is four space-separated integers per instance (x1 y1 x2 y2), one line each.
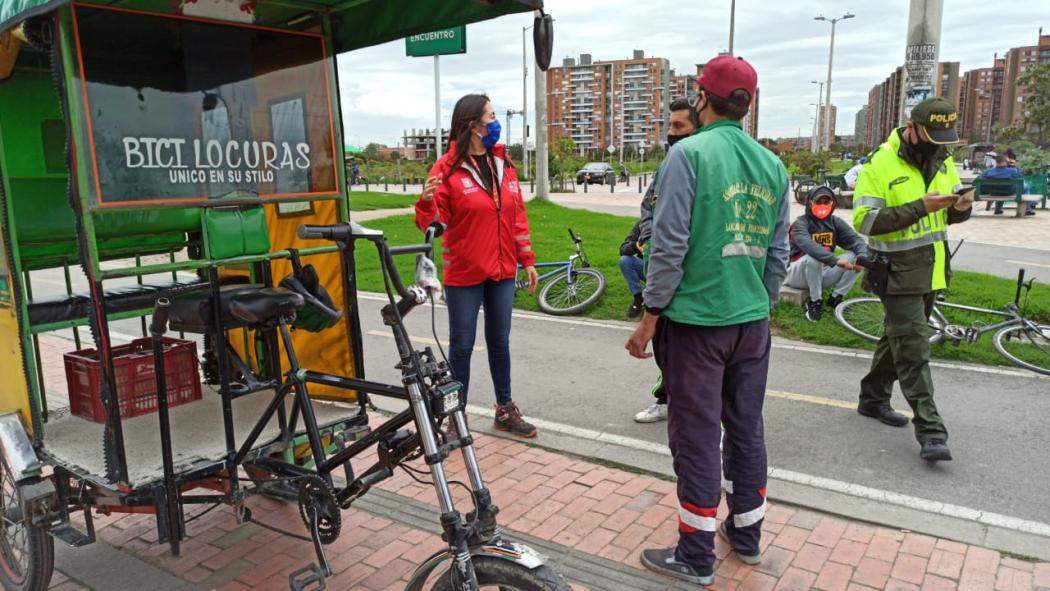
973 178 1044 218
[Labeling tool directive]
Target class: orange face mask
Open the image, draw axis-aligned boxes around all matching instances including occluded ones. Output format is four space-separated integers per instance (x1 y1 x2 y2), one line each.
810 202 834 220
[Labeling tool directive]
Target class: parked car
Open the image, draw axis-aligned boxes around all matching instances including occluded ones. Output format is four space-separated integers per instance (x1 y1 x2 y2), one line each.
576 162 615 185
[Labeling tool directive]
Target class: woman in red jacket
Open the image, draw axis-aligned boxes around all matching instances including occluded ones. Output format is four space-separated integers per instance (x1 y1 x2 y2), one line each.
415 94 539 438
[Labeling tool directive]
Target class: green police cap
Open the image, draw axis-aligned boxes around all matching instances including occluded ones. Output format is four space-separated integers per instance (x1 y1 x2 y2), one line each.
910 97 960 145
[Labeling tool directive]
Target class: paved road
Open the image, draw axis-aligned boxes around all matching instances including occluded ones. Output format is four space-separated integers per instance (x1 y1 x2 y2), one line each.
352 294 1050 529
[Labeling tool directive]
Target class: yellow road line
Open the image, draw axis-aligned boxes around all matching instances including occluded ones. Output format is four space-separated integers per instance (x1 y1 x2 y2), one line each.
766 389 914 418
366 330 485 352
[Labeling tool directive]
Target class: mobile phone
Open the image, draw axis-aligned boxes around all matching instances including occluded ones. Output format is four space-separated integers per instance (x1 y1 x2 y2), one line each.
955 185 975 197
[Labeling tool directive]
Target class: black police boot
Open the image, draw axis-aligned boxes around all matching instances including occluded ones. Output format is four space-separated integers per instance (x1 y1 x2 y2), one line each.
826 294 845 310
857 404 910 428
920 439 953 462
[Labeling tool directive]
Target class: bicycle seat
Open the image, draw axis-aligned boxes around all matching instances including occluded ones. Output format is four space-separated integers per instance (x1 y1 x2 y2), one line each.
169 284 303 333
228 288 304 325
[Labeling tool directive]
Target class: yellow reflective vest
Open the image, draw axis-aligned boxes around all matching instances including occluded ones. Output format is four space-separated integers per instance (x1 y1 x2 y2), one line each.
852 129 965 294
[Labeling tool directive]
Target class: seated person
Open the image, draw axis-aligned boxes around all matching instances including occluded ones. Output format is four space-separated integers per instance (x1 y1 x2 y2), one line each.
784 186 866 322
979 152 1033 216
844 156 866 190
618 220 646 319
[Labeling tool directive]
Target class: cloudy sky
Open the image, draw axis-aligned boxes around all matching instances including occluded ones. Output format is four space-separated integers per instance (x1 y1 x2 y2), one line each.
335 0 1050 146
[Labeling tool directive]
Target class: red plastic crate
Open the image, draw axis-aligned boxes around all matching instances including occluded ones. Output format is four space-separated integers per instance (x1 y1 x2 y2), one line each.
63 337 202 423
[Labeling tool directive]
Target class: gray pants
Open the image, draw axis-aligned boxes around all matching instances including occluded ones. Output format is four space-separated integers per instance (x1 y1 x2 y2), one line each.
784 252 860 301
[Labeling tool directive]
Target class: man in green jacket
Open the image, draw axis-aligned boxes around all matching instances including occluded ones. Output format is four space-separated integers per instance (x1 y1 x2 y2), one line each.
852 97 972 463
626 55 790 586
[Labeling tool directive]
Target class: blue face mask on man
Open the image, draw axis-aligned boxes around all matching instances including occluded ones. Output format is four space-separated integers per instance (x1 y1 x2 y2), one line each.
481 120 501 149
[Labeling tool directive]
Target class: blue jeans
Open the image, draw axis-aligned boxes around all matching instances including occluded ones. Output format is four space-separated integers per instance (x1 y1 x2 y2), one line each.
619 255 645 295
445 279 516 406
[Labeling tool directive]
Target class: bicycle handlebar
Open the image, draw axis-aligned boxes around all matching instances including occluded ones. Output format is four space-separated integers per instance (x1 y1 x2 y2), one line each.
297 221 441 311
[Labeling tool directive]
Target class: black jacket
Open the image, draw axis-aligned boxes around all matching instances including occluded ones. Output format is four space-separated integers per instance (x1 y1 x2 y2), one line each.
790 188 867 265
619 220 643 257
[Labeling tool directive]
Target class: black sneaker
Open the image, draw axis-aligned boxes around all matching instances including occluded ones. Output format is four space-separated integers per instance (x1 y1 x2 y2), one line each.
494 402 537 438
826 294 845 310
920 439 953 462
627 300 643 319
717 523 761 565
640 548 714 586
857 404 909 427
805 300 823 322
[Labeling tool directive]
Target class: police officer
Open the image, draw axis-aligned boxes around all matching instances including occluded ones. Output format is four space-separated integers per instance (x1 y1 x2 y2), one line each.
626 55 790 586
852 97 972 462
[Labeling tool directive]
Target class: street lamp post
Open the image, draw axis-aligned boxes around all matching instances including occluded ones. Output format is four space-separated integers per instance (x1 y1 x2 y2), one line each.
811 81 824 153
815 12 854 152
728 0 736 54
522 24 534 178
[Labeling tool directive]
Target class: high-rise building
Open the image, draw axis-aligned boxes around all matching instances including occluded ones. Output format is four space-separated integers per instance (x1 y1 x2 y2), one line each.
668 70 698 102
959 58 1005 144
935 62 961 108
547 50 671 156
854 105 870 149
999 34 1050 129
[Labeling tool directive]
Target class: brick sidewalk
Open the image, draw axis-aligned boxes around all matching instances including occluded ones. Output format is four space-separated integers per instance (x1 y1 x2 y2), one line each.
45 423 1050 591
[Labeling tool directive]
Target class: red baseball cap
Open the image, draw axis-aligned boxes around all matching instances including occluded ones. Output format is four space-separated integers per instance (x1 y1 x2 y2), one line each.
696 55 757 100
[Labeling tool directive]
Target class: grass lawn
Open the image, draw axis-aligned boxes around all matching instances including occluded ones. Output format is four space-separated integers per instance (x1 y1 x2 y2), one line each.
347 191 418 211
352 201 1049 369
772 269 1050 368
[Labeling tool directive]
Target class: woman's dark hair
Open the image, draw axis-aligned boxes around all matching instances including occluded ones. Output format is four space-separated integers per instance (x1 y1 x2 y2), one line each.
670 98 692 112
449 93 492 170
702 88 752 120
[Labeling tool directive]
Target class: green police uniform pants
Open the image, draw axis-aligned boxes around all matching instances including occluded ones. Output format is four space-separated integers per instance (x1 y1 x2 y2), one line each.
858 292 948 442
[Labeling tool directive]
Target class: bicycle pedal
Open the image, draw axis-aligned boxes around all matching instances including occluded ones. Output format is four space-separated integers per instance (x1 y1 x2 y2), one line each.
288 563 326 591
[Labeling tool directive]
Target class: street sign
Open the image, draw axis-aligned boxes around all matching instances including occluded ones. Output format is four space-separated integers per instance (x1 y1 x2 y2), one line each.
606 145 615 154
406 27 466 57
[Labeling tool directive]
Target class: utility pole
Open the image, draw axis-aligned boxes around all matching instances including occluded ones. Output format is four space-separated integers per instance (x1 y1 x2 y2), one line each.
433 55 441 159
815 13 854 151
534 10 549 201
522 24 533 178
728 0 736 54
898 0 943 124
811 80 823 154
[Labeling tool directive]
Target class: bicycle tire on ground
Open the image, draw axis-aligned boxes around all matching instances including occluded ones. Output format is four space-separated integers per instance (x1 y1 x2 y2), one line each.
834 297 942 345
993 324 1050 376
537 268 605 316
0 452 54 591
430 556 571 591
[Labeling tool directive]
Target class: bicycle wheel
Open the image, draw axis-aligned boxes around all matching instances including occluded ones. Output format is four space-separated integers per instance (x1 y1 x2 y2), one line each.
430 555 571 591
993 323 1050 376
834 298 944 344
537 268 605 316
0 452 54 591
834 298 886 343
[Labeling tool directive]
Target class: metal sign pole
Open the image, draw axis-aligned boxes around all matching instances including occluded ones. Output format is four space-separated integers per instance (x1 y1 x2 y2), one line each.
434 55 441 160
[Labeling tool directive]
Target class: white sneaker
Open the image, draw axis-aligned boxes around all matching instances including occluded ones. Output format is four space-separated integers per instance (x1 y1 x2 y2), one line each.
634 403 667 423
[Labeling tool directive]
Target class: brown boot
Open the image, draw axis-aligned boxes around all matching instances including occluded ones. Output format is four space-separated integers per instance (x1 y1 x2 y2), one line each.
493 402 537 438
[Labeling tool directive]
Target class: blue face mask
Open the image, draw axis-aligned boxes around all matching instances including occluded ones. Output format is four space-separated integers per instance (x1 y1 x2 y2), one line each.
481 120 501 149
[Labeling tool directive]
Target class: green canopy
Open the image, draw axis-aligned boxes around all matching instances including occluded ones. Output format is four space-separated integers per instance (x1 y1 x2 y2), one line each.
344 145 363 155
0 0 542 54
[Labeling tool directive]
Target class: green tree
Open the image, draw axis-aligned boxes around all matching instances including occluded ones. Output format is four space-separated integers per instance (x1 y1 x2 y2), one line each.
549 137 576 183
1018 62 1050 146
364 142 383 160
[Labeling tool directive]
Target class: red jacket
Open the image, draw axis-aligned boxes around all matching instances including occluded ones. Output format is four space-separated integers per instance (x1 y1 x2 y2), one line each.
414 143 535 287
